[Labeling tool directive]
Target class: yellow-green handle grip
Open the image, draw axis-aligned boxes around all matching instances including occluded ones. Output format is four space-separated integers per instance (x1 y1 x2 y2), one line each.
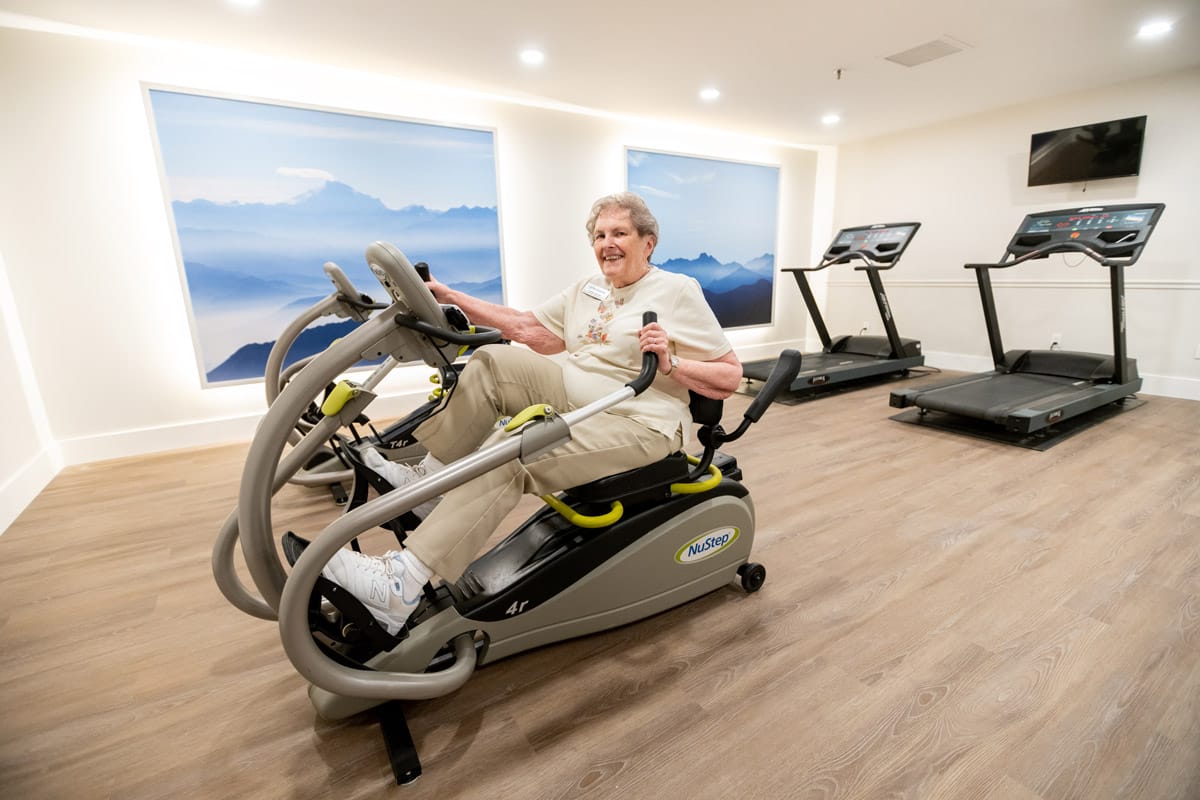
670 460 722 494
320 381 359 417
504 404 556 432
540 495 624 528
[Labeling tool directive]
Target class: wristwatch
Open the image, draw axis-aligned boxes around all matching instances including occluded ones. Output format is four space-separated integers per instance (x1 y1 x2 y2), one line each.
667 354 680 375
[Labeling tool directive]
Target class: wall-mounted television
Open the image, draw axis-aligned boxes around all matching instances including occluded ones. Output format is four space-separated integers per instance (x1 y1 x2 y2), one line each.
1027 115 1146 187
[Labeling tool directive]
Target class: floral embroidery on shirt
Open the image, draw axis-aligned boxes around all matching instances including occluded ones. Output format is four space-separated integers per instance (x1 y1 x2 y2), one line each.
579 296 625 345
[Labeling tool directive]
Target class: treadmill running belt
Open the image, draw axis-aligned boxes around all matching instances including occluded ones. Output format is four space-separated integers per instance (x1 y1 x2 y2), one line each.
913 373 1086 421
890 396 1143 450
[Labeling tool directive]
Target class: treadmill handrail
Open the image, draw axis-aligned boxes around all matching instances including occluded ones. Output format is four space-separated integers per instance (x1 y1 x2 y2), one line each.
965 239 1143 270
784 251 899 273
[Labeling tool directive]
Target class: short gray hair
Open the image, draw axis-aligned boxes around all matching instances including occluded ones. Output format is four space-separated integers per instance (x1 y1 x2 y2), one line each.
585 192 659 245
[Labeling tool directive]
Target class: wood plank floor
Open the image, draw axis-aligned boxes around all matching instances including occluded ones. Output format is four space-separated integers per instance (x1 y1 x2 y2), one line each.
2 371 1199 799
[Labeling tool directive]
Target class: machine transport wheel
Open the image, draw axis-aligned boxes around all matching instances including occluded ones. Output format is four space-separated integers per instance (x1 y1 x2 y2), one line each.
738 562 766 593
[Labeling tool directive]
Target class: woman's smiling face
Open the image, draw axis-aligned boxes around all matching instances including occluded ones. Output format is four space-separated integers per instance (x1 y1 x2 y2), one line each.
592 208 655 288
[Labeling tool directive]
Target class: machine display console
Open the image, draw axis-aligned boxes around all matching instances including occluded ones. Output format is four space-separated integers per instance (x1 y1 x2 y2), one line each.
1020 207 1157 234
825 222 919 263
1008 203 1164 262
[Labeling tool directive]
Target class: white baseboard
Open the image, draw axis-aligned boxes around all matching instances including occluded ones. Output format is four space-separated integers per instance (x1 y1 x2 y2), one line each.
1141 373 1200 401
56 389 436 466
53 341 812 467
921 351 996 374
0 447 60 535
39 349 1200 471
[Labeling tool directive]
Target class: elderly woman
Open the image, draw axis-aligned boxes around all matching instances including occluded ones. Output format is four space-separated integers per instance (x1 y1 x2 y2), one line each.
324 191 742 632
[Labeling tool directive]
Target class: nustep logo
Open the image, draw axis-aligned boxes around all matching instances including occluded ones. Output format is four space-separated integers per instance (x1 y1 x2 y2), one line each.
675 527 740 564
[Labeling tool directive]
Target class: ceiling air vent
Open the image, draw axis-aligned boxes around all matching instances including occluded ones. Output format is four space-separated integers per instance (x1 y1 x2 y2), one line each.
884 38 964 67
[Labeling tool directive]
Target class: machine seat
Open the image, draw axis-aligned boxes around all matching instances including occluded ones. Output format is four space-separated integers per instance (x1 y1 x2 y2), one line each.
564 452 692 504
565 391 723 505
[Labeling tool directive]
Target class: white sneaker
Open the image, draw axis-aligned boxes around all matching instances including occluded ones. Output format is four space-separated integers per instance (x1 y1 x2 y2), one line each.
321 549 425 635
361 448 442 518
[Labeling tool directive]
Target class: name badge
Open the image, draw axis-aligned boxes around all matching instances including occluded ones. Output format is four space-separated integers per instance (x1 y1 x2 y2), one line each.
582 282 610 301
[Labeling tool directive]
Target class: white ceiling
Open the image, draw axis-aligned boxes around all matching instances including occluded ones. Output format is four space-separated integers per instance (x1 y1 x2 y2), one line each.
2 0 1197 145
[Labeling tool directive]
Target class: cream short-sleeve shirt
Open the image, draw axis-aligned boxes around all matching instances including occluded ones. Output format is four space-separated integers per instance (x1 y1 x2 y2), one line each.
533 266 732 446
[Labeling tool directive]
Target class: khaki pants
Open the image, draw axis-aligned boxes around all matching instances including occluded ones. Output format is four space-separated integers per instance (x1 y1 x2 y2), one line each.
404 345 678 580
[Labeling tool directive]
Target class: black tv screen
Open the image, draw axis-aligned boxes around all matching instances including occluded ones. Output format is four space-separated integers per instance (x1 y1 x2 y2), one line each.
1027 115 1146 187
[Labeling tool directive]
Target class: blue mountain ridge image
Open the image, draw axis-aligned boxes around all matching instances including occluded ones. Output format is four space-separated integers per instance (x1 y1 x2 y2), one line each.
204 274 505 383
702 281 773 328
172 181 501 289
179 180 773 379
206 319 378 383
656 252 774 328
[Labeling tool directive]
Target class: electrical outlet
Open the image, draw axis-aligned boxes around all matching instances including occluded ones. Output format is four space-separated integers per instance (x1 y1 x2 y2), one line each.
1050 332 1063 350
1194 342 1200 359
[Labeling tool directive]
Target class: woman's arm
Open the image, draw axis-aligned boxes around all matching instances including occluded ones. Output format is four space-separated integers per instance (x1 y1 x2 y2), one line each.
663 350 743 400
427 279 565 355
637 322 743 399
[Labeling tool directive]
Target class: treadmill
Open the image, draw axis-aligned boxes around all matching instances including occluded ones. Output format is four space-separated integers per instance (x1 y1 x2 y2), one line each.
743 221 924 395
890 203 1165 435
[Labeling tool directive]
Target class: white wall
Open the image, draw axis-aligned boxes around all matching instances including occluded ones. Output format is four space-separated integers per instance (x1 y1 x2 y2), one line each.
0 244 59 532
0 23 825 529
830 67 1200 399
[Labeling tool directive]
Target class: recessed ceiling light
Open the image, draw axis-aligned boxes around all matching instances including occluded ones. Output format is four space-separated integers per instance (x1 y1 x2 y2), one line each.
1137 19 1173 38
520 49 545 66
699 87 720 102
821 113 841 125
227 0 261 8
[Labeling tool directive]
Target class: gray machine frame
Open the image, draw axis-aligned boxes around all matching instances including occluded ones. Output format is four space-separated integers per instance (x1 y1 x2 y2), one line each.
263 261 433 503
214 241 800 775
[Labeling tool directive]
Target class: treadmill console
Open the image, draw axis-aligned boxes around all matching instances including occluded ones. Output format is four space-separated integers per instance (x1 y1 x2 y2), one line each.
1007 204 1165 263
824 222 921 265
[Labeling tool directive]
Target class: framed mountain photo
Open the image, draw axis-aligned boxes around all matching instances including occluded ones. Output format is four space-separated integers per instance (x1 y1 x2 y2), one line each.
626 148 779 329
145 87 504 386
